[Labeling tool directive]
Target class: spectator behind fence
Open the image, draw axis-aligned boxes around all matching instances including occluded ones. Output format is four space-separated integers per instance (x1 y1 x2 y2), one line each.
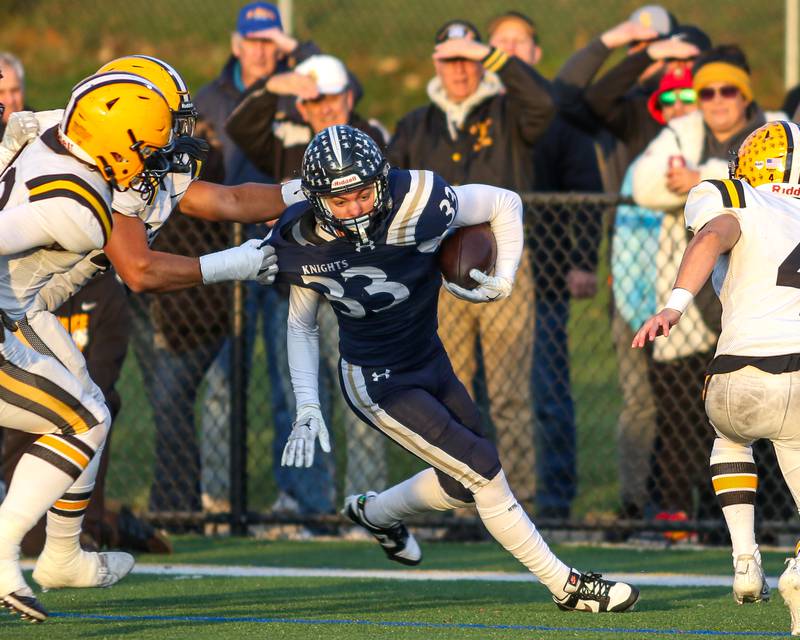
610 65 698 522
195 1 335 518
0 52 30 136
128 122 233 521
388 19 553 509
487 11 603 520
552 7 709 521
631 45 785 524
226 54 390 499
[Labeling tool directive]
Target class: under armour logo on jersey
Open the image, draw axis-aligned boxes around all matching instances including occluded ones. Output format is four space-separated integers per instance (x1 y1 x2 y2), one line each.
355 240 376 252
372 369 391 381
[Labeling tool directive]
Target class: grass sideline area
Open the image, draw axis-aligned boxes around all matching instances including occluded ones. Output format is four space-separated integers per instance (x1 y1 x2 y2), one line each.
5 537 792 639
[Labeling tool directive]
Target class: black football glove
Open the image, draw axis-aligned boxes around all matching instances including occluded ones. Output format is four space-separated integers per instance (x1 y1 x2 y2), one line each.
169 135 210 174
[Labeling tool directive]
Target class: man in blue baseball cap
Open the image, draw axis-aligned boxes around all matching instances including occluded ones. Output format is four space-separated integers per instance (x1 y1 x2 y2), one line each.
231 2 296 90
237 1 283 35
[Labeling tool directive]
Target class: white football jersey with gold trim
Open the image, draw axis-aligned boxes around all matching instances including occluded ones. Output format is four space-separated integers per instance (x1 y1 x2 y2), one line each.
685 178 800 357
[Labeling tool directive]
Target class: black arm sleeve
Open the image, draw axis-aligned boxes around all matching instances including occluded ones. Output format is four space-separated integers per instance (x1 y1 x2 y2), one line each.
552 38 612 135
582 49 654 142
496 56 555 145
225 86 281 177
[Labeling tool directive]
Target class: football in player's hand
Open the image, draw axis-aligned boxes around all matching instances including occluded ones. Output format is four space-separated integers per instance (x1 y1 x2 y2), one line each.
438 223 497 289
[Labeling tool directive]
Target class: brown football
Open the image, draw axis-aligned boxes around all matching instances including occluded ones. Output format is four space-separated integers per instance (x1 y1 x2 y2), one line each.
438 223 497 290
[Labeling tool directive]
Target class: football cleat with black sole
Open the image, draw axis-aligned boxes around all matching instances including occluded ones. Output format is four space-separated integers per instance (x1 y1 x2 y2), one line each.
1 588 48 623
342 492 421 566
553 569 639 613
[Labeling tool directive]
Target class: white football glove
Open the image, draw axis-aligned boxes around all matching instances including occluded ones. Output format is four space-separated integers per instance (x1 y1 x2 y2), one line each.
281 404 331 468
1 111 39 152
199 238 278 285
443 269 513 303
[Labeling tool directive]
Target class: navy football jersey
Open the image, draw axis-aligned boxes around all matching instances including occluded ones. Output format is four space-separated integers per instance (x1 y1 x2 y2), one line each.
270 168 457 368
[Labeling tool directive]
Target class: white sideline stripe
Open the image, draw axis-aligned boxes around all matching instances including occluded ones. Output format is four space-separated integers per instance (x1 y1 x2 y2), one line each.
18 561 779 588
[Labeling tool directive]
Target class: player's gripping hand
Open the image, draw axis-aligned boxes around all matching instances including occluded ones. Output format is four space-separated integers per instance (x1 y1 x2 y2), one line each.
281 178 306 206
1 110 39 151
281 404 331 468
631 308 682 348
199 239 278 285
169 135 210 173
443 269 512 303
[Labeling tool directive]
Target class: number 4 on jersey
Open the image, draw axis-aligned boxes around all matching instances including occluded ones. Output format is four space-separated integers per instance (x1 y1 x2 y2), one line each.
777 242 800 289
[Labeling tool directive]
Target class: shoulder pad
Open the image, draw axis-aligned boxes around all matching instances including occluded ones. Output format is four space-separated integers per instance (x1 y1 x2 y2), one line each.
386 170 453 246
26 173 113 244
703 179 747 209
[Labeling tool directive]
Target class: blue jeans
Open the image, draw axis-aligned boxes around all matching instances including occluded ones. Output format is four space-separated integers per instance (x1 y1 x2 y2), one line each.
532 297 576 511
202 283 334 515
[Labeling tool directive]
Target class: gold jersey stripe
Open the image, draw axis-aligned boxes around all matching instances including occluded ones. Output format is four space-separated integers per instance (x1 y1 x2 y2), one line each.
721 179 743 209
37 434 91 469
29 179 112 242
0 369 91 435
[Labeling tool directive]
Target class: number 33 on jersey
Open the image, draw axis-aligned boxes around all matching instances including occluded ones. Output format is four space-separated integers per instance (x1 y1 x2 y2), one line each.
269 168 456 367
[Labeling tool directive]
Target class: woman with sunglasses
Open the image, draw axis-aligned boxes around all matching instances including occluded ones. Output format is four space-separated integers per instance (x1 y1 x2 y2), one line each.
630 44 787 533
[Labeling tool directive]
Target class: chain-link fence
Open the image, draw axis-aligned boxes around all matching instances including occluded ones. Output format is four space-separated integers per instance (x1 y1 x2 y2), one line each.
96 192 795 543
1 0 798 543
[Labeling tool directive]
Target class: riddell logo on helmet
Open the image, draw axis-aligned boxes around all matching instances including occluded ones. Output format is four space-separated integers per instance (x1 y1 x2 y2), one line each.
771 184 800 196
331 174 362 189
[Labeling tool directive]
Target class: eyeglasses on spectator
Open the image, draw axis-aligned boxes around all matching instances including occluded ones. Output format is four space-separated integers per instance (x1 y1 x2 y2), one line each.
698 85 740 102
659 88 697 107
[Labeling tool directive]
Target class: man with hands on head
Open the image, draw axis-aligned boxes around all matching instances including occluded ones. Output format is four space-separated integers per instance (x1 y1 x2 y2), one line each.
388 20 552 510
554 5 707 190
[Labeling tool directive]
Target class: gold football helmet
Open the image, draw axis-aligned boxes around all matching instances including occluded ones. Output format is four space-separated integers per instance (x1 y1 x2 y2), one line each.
731 120 800 187
97 55 196 136
58 72 172 190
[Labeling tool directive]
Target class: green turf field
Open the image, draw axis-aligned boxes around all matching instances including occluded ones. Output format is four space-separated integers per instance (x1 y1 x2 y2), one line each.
2 538 795 639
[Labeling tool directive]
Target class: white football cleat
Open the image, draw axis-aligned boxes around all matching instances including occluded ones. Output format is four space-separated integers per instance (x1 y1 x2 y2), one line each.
780 557 800 636
553 569 639 613
733 554 770 604
342 492 422 566
33 549 134 590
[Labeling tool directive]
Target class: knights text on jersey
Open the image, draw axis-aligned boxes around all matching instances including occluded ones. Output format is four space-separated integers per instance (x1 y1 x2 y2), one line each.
685 178 800 358
0 128 113 319
270 168 457 367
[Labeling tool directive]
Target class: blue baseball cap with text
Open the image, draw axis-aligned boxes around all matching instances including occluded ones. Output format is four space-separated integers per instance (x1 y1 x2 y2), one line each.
237 2 283 37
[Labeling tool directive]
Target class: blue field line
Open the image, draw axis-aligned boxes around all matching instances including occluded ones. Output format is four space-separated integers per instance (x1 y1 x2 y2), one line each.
50 612 785 636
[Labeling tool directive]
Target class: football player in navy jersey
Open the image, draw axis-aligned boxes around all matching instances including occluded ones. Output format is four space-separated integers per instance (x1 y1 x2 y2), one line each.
270 125 639 613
